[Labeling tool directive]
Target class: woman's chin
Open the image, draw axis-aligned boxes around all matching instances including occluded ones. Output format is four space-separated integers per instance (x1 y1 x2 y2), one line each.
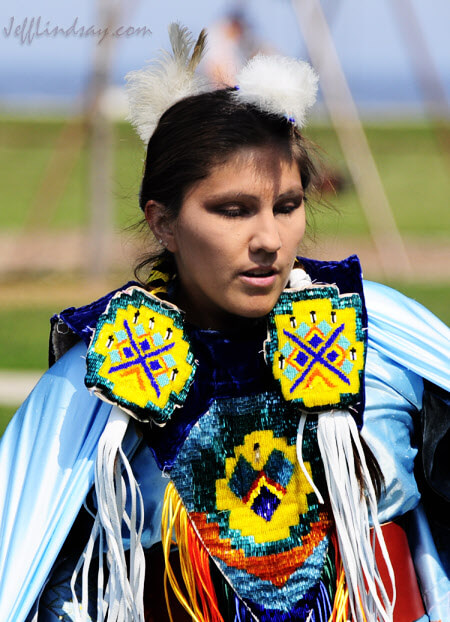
230 297 279 320
238 307 273 319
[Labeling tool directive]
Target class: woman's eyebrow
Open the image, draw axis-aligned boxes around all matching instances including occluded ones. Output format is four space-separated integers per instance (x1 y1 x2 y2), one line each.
203 188 304 206
203 191 258 205
276 188 304 200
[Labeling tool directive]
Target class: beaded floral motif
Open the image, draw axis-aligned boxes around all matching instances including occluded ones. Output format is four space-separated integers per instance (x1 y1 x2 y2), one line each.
169 392 332 612
85 287 196 424
265 286 366 411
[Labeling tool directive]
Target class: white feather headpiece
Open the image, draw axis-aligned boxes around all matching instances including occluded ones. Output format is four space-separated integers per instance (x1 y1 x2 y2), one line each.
125 23 208 145
233 54 319 129
126 24 319 145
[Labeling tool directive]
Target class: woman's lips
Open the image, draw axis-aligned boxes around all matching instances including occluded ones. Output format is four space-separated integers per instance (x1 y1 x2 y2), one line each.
239 268 278 288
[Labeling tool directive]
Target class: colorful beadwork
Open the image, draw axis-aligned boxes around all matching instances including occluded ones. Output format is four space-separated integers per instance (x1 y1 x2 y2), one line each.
265 286 366 411
169 392 333 612
85 287 196 424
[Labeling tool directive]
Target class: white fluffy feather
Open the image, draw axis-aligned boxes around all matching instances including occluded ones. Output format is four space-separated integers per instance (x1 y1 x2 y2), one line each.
234 55 319 128
125 23 208 145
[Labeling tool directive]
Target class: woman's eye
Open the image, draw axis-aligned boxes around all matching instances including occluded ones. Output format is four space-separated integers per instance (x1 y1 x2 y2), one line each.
218 206 246 218
275 201 301 215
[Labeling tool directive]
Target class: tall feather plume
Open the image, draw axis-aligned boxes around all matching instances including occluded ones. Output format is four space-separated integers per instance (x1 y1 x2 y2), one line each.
126 23 208 145
188 29 207 72
168 23 193 60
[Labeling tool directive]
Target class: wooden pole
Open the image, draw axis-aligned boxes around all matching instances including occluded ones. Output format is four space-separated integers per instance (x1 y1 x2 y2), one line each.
292 0 412 278
87 0 121 276
389 0 450 167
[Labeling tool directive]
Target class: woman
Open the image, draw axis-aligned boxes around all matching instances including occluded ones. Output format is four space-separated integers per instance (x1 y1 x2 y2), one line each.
0 25 449 622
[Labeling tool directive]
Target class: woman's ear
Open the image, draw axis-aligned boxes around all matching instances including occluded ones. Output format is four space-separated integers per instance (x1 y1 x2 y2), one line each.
144 200 177 252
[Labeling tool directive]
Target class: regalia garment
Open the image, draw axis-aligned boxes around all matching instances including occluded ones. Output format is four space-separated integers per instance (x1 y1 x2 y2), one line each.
81 262 370 620
0 256 449 622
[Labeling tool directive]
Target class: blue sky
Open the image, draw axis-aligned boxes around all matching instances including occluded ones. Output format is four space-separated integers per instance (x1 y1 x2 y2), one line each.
0 0 449 113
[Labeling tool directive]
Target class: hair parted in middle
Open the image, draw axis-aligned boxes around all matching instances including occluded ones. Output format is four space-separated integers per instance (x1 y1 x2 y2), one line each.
134 89 324 282
128 24 324 282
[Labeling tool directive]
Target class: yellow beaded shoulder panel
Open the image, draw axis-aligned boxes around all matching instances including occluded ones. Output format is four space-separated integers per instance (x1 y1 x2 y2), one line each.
85 286 196 424
265 285 366 413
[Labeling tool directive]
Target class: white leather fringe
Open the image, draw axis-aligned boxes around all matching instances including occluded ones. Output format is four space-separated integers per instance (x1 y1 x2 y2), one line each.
297 410 395 622
70 406 145 622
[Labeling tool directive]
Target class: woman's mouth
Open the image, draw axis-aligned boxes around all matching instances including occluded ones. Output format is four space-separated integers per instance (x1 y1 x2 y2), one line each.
239 268 278 287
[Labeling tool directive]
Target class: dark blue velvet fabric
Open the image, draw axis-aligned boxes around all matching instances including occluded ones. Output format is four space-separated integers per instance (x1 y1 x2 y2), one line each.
49 280 139 366
143 320 276 469
298 254 367 328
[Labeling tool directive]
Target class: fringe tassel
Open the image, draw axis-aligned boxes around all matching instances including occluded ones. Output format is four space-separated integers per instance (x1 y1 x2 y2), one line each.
326 532 347 622
330 561 349 622
315 410 395 622
161 481 224 622
296 412 325 504
70 406 146 622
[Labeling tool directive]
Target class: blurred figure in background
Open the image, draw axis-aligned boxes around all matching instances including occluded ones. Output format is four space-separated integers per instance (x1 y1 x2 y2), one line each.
202 10 269 85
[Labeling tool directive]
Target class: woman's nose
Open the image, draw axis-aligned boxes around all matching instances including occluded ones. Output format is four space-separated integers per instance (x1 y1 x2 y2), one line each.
249 212 282 255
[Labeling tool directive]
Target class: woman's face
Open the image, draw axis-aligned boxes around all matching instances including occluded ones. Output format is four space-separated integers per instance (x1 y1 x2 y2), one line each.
164 146 306 329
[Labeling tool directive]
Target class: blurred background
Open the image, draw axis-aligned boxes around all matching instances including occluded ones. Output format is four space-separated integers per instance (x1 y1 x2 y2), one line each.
0 0 449 432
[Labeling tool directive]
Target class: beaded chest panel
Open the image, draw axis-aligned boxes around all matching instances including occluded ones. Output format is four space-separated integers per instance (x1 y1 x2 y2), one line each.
169 392 332 613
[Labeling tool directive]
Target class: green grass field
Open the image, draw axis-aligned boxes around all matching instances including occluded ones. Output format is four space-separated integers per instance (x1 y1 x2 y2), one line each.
0 406 14 436
307 123 450 236
1 118 449 235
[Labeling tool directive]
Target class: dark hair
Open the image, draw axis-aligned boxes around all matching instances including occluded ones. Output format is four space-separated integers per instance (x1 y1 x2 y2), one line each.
135 88 323 283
